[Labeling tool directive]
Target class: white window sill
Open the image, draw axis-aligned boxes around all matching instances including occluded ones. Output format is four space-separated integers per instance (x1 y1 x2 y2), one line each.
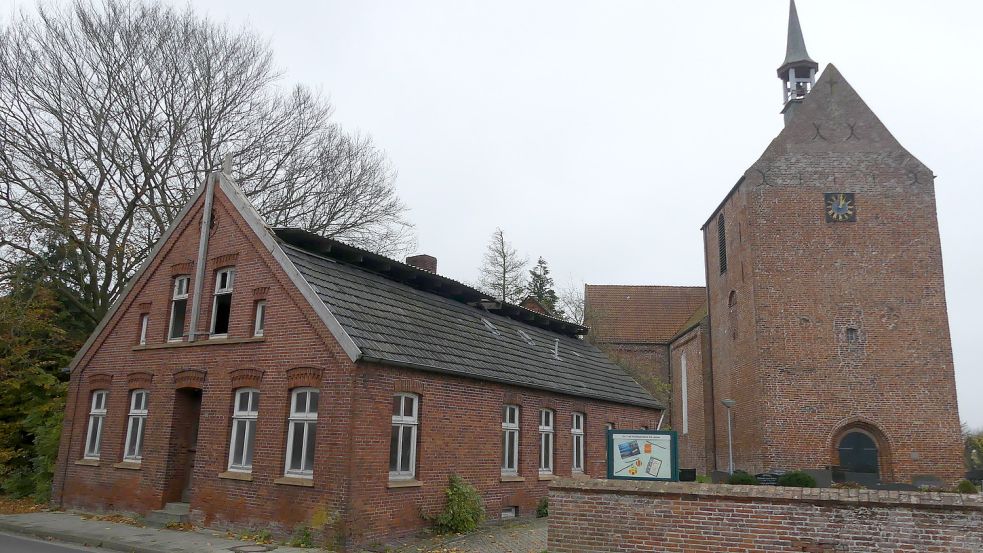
134 336 264 351
208 334 229 340
387 478 423 489
538 473 556 481
500 474 525 482
275 476 313 487
219 470 253 481
75 458 100 467
113 461 142 470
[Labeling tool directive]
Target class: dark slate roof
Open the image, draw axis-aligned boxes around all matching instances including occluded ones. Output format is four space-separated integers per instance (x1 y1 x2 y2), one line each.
279 241 663 409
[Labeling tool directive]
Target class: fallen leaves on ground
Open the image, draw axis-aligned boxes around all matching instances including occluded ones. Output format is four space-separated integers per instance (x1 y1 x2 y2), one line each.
0 495 46 514
78 513 144 527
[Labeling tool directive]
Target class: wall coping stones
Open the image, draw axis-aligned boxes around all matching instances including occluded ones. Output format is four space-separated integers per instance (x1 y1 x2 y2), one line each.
549 478 983 511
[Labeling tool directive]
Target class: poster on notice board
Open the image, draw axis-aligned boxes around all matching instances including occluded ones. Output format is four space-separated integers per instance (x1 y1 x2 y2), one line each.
606 430 678 481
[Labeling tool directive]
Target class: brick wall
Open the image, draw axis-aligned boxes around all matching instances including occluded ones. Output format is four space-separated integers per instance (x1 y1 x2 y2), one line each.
347 362 661 544
549 479 983 553
668 324 711 475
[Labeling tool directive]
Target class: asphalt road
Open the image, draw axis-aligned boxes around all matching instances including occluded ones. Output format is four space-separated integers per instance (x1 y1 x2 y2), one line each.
0 532 109 552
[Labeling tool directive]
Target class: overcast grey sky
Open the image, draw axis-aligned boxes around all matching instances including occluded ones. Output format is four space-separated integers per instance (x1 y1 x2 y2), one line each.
4 0 981 427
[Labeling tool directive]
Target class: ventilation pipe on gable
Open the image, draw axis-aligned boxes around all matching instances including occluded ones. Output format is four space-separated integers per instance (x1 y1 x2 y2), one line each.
187 168 219 341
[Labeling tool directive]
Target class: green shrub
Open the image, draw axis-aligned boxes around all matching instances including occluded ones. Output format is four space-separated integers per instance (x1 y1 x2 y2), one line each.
433 475 485 534
727 471 759 485
536 497 548 518
955 480 979 494
695 474 712 484
288 525 313 547
777 471 817 488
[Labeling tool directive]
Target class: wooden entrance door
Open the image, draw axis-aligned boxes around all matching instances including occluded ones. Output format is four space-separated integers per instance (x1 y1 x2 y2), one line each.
166 388 202 504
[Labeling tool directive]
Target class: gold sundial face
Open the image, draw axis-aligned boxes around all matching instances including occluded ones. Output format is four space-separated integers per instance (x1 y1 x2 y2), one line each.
824 192 856 222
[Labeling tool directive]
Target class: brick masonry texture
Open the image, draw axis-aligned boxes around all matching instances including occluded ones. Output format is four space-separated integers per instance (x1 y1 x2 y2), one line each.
51 183 661 549
699 64 963 481
548 478 983 553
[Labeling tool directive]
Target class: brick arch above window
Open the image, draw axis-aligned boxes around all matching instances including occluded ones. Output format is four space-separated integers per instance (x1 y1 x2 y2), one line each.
173 368 206 390
86 373 113 389
170 261 194 276
286 366 322 389
126 371 154 389
252 286 270 300
230 368 264 389
210 253 239 267
393 378 423 395
502 391 522 405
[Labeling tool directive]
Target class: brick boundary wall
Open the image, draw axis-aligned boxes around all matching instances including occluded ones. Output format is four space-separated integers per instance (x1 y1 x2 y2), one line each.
548 479 983 553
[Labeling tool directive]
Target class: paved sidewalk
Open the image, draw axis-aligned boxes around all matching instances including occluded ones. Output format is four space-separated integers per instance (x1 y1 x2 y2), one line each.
389 518 547 553
0 510 548 553
0 512 309 553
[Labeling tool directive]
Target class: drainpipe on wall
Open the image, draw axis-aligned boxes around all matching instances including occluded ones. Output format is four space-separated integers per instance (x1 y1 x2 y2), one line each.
186 172 217 342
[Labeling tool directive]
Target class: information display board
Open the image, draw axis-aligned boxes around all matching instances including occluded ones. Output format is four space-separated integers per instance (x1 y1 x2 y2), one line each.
606 430 678 481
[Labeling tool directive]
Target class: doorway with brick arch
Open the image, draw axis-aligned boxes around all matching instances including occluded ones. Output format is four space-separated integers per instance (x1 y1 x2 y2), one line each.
832 423 893 486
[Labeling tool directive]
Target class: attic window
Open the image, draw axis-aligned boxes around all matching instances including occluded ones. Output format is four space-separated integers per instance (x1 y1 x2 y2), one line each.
846 327 859 343
481 317 500 336
517 329 535 345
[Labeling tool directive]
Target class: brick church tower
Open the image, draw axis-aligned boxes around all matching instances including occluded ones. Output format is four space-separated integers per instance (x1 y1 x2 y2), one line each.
700 1 963 483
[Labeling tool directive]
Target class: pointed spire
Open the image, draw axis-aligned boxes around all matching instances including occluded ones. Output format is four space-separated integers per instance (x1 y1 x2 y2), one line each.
777 0 820 121
781 0 815 70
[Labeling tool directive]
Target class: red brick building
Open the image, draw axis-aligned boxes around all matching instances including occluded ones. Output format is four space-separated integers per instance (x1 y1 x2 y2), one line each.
588 2 964 484
51 172 662 548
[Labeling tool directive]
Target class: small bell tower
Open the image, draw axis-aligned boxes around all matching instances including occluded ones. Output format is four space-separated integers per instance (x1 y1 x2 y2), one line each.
778 0 819 123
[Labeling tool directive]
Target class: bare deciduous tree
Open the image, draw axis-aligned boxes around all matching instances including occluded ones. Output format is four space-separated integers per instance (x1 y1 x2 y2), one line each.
557 281 586 325
478 228 527 304
0 0 413 325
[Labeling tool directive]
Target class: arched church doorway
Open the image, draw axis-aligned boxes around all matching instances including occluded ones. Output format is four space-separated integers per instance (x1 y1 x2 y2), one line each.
837 430 879 477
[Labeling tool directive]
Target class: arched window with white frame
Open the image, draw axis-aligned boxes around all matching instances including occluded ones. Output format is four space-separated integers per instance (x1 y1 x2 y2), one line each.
284 388 318 478
228 388 259 472
390 393 419 481
571 412 585 473
539 409 554 475
123 389 148 461
84 390 108 459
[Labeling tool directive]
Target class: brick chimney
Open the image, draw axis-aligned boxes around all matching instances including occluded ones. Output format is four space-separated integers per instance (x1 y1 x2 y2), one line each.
405 254 437 274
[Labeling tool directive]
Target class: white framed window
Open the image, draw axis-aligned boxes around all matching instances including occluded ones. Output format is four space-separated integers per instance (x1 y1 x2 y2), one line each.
138 314 149 345
123 390 148 461
168 276 190 341
539 409 554 475
389 393 419 480
210 268 235 338
680 352 689 435
502 405 519 475
84 390 108 459
284 388 318 477
571 412 585 472
228 388 259 472
253 300 266 337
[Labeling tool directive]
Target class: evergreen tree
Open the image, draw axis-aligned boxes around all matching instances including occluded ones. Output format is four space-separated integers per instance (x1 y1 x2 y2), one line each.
527 257 564 318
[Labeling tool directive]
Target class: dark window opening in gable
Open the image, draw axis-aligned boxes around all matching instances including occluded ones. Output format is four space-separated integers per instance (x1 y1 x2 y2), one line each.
210 267 235 337
213 294 232 335
717 213 727 274
846 327 859 343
